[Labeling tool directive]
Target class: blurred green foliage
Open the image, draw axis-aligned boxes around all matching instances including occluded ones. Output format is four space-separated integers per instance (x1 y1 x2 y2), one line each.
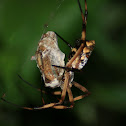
0 0 126 126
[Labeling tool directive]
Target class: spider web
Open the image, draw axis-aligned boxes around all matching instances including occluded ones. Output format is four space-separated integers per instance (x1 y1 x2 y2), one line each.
42 0 65 34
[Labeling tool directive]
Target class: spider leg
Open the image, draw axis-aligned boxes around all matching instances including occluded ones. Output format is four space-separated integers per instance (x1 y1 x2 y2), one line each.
52 81 90 109
77 0 87 24
52 85 74 109
77 0 87 41
58 71 70 104
52 105 70 109
52 65 81 72
67 85 74 108
18 74 61 95
55 32 72 49
84 0 88 24
1 93 58 110
18 74 45 93
1 93 72 110
51 91 61 95
18 74 46 104
55 72 74 109
72 81 90 101
18 74 62 105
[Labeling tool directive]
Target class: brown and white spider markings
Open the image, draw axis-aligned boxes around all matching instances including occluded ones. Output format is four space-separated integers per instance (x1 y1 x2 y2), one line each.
1 0 95 109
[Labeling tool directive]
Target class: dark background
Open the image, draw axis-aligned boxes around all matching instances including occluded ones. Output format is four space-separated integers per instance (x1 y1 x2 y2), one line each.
0 0 126 126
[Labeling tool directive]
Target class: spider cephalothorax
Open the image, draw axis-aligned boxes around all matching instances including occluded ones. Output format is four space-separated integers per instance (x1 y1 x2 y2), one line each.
69 40 95 70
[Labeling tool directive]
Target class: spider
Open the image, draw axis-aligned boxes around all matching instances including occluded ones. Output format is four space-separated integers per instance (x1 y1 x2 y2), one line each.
1 0 95 109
